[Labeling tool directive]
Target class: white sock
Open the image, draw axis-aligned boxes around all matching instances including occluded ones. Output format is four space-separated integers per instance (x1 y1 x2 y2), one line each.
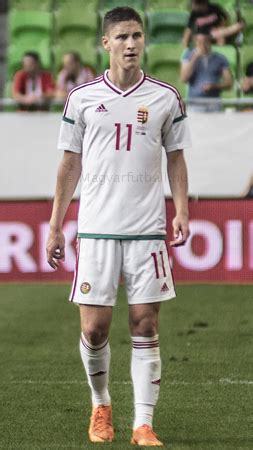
79 332 111 407
131 335 161 430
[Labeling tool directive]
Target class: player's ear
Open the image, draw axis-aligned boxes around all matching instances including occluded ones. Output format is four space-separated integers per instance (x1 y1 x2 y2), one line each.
102 35 110 51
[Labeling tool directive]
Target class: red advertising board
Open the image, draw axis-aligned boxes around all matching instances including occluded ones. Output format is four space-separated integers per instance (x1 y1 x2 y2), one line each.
0 199 252 283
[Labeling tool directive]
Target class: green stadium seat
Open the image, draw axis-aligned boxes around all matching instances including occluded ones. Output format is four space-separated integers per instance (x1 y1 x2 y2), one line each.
147 0 189 11
97 47 109 74
9 10 52 37
3 80 12 98
243 8 253 43
8 10 53 79
54 34 97 72
147 42 186 69
10 0 52 11
54 1 98 72
241 44 253 71
99 0 145 11
147 64 186 96
212 44 237 75
146 10 189 44
55 3 97 36
213 0 235 11
146 43 186 94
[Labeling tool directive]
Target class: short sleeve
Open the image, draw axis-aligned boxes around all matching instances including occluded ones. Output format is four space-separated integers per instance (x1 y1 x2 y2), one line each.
181 48 192 63
57 91 85 153
13 71 24 94
162 92 191 153
219 54 229 70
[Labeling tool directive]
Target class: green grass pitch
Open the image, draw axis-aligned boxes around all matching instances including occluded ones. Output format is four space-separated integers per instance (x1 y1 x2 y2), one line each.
0 284 253 450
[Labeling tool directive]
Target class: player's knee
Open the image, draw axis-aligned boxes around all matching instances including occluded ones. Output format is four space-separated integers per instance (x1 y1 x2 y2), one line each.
130 315 157 337
82 325 108 346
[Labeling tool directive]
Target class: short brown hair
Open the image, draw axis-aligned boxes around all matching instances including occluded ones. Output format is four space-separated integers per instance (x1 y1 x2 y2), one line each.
103 6 143 34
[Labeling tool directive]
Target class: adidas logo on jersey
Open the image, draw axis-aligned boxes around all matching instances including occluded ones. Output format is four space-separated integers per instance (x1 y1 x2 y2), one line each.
95 104 108 112
161 282 169 293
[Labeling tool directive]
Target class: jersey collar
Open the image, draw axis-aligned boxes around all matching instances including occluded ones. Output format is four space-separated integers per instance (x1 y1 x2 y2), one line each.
103 70 145 97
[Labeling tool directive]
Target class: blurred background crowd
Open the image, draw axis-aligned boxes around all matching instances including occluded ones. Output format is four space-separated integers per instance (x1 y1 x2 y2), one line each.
0 0 252 112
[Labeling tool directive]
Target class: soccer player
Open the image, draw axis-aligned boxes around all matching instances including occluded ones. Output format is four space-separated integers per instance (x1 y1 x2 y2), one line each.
47 6 191 447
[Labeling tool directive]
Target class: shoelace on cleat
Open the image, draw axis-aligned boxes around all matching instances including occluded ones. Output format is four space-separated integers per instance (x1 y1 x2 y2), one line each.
140 425 158 440
93 407 111 431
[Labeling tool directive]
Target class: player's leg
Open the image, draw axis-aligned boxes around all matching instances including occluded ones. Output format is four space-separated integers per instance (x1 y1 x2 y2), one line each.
70 238 121 443
80 305 113 407
79 305 114 443
123 239 175 446
129 303 163 446
129 302 161 426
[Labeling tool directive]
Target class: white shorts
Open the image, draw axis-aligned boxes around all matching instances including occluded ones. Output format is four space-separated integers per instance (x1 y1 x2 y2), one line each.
69 239 176 306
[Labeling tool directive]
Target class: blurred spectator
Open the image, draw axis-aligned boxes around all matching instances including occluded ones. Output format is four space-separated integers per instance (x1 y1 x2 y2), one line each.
55 52 95 101
183 0 244 47
12 52 55 111
181 33 233 112
241 62 253 94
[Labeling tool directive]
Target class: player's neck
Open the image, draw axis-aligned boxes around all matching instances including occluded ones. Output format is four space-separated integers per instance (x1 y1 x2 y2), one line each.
107 66 142 91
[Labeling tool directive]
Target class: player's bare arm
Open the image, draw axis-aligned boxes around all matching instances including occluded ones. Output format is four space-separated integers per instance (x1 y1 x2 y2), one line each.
47 150 82 269
167 149 190 247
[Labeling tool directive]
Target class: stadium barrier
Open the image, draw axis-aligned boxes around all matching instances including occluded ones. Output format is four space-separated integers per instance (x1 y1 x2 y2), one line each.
0 111 252 198
0 199 252 283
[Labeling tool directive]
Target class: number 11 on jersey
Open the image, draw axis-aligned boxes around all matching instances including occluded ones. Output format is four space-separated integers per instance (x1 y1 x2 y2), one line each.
115 123 133 151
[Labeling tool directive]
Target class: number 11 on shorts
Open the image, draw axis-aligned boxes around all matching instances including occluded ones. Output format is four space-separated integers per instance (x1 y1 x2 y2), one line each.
151 251 167 279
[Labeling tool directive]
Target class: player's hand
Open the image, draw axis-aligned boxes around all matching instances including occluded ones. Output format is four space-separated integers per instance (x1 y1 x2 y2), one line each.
46 229 65 270
169 213 190 247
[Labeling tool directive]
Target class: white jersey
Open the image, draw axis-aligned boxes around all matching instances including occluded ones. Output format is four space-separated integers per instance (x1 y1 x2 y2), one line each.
58 70 191 239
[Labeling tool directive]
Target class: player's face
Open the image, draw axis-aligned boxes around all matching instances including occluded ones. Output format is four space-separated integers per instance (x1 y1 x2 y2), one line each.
102 20 144 71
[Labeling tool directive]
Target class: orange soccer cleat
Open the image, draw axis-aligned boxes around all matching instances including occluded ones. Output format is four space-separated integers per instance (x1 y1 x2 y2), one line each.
88 404 114 443
131 424 164 446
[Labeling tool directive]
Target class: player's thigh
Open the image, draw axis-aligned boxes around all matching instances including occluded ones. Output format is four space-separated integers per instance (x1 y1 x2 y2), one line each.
69 238 122 306
122 239 176 305
128 302 161 337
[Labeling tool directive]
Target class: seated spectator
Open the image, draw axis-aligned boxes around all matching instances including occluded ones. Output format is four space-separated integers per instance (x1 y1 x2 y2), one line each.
183 0 244 47
12 52 55 111
241 62 253 94
55 52 95 100
181 33 233 112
